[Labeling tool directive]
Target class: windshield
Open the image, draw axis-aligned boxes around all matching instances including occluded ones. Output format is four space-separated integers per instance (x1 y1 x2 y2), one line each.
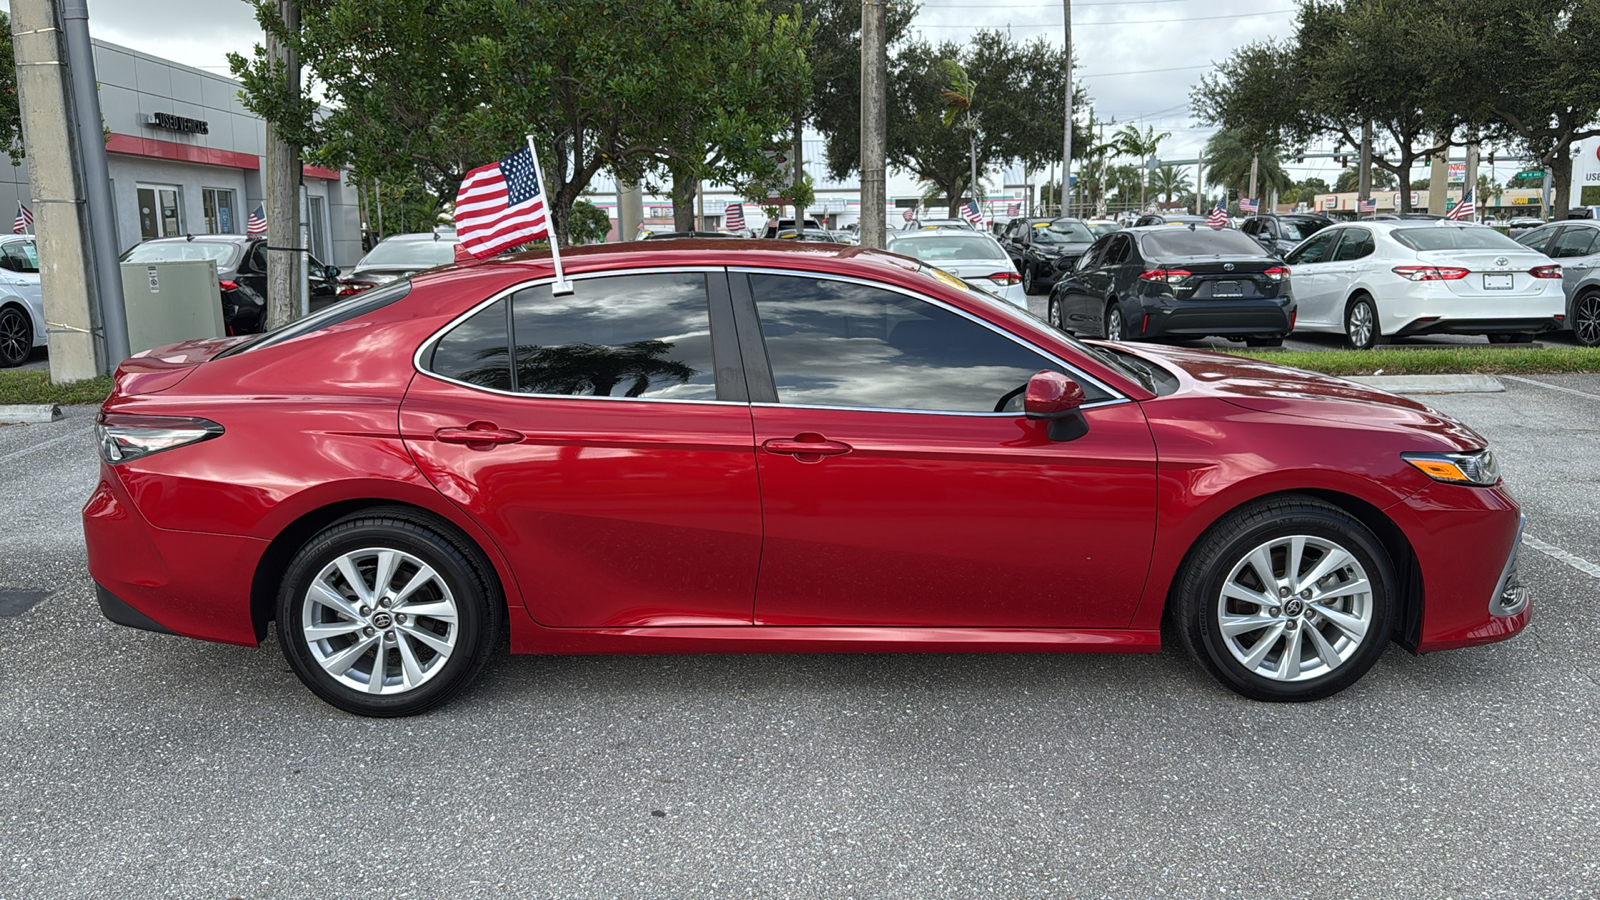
1034 221 1092 243
121 241 239 265
1391 226 1527 252
889 235 1007 261
1141 228 1268 257
1088 222 1122 237
357 238 459 268
1279 220 1328 242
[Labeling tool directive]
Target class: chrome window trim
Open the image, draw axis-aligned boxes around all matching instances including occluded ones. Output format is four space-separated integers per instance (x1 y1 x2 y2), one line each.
412 266 740 406
729 265 1129 406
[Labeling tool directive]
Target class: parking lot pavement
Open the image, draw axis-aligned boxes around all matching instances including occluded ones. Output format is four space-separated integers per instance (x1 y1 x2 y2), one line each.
3 385 1600 899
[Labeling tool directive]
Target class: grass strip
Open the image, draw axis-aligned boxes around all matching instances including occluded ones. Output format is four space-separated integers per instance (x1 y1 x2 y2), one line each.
1224 345 1600 376
0 371 113 405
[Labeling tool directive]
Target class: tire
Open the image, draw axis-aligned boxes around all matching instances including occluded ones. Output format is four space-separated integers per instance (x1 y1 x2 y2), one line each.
1022 264 1040 295
276 508 502 717
1344 296 1380 350
1245 336 1284 348
1173 495 1394 702
0 304 31 368
1048 298 1066 330
1105 301 1126 341
1575 291 1600 347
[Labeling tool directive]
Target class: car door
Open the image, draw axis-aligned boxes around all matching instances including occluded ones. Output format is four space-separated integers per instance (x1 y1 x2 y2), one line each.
1282 228 1344 328
1544 226 1600 300
1049 237 1101 329
400 269 764 627
735 269 1157 629
1090 233 1136 334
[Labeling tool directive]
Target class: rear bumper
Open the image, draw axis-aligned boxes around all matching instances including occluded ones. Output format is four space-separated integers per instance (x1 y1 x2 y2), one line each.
1391 316 1563 338
1131 296 1295 338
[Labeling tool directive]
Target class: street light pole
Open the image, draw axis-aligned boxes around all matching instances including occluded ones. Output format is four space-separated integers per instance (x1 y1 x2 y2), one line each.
1061 0 1072 217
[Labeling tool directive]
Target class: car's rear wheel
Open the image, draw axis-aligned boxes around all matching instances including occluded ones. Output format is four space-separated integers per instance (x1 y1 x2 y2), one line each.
0 304 31 368
1105 302 1127 341
1575 291 1600 347
1048 297 1067 330
1345 296 1380 350
1174 496 1394 702
277 508 501 717
1022 264 1040 295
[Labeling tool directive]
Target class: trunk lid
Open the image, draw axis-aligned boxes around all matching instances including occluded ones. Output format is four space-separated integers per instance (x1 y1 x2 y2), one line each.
112 336 249 396
1413 248 1552 298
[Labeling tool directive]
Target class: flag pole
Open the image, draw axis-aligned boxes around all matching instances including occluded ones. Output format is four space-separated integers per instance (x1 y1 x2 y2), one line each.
526 135 574 295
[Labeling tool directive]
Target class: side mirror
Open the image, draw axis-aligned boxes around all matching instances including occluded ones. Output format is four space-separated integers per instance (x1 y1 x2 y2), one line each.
1024 371 1090 442
325 265 340 279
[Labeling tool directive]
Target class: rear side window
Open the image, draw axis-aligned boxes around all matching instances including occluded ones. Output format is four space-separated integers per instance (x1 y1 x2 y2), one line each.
1332 228 1375 261
1391 227 1526 252
1141 229 1268 257
1 242 38 273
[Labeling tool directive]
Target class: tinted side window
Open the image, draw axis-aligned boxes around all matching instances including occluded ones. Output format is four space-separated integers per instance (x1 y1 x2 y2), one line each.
510 273 717 401
249 242 267 273
1517 227 1556 253
1331 228 1375 261
430 298 512 390
1286 229 1338 265
1549 227 1600 258
1241 219 1259 236
3 242 38 273
749 274 1107 413
1102 235 1131 266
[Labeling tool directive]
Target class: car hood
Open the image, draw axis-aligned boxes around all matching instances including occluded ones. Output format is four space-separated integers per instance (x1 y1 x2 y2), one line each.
1121 343 1487 448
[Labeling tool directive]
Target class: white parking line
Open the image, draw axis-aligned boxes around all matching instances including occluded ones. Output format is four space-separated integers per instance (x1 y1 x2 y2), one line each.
1523 535 1600 579
1502 375 1600 403
0 425 94 466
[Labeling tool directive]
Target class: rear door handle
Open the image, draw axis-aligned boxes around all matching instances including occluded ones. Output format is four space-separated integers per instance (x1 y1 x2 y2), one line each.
435 424 525 446
762 435 852 459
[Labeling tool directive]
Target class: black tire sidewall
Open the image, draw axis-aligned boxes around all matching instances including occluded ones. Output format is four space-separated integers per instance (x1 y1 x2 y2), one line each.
277 517 494 717
1346 297 1378 350
0 306 30 368
1183 502 1393 702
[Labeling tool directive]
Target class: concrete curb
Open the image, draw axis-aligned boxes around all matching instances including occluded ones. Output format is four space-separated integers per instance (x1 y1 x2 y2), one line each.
1345 374 1505 394
0 404 64 425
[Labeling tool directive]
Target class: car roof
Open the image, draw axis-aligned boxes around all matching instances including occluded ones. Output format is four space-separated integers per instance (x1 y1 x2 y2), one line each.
139 234 252 244
380 231 458 242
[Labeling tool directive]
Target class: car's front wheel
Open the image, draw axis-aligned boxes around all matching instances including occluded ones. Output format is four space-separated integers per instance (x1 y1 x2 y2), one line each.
277 508 502 717
1574 291 1600 347
0 304 32 368
1345 296 1381 350
1174 496 1394 702
1022 264 1040 295
1105 302 1127 341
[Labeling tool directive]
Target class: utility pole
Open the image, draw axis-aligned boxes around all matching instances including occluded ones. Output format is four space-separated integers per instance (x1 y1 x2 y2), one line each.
860 0 888 249
11 0 97 381
264 0 302 328
1357 120 1372 208
1462 130 1479 218
1248 154 1259 207
1061 0 1072 219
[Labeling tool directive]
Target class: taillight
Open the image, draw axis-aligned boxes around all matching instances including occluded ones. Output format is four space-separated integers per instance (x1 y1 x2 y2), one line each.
1392 266 1470 281
219 280 240 291
95 413 224 465
1139 268 1191 284
987 272 1021 286
1530 265 1562 279
338 281 378 296
1264 266 1290 281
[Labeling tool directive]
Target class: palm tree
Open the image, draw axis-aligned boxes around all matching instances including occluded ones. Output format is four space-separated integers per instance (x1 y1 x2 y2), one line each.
1149 164 1192 204
938 60 982 210
1111 124 1171 210
1202 128 1292 205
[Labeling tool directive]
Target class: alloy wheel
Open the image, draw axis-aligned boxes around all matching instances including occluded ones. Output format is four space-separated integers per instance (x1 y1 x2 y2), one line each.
1023 266 1037 295
1346 301 1375 349
1577 293 1600 347
1106 306 1125 342
1215 534 1374 682
300 547 460 695
0 307 29 367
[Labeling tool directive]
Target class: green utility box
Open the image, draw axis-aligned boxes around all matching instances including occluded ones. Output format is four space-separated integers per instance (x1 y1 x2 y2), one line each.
118 259 225 354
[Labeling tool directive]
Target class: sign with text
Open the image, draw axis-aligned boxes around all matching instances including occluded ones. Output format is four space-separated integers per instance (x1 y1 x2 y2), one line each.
1448 163 1466 183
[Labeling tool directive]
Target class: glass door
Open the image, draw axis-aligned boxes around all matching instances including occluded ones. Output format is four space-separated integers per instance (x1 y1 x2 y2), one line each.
138 184 184 238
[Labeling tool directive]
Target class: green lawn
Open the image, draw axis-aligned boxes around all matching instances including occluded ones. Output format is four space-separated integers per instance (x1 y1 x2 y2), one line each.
1224 345 1600 376
0 371 114 405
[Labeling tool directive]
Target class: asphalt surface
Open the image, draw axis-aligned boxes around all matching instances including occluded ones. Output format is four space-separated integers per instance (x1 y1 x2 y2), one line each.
3 377 1600 898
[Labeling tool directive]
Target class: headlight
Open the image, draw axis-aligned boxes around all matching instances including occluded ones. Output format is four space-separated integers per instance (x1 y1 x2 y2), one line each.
1402 449 1500 486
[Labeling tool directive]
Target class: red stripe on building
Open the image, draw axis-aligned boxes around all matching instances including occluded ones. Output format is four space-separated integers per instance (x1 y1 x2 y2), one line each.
107 133 342 180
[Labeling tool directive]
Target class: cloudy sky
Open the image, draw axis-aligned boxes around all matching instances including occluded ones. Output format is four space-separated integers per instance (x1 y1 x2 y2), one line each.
7 0 1351 195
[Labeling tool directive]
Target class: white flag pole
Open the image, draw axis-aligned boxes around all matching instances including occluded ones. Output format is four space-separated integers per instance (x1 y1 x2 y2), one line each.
526 135 574 295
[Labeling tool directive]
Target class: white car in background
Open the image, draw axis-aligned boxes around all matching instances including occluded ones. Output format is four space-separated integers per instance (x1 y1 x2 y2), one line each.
1283 220 1565 348
0 236 43 368
885 229 1027 309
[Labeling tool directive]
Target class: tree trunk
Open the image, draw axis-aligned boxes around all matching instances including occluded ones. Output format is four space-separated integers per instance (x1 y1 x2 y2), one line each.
1550 146 1574 221
550 185 577 246
1397 151 1417 212
670 160 698 232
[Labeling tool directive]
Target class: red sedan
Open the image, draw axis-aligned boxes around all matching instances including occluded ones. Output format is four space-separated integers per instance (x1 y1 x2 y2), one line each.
85 242 1529 716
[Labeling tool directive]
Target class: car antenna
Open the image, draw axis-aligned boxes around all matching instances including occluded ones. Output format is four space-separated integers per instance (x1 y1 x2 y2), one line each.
1188 223 1196 231
185 233 194 241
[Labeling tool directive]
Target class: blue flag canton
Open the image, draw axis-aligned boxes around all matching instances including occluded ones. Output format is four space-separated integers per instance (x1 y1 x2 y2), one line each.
499 146 541 206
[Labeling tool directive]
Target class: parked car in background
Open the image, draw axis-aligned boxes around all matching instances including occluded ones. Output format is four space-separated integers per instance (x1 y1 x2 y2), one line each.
1283 221 1564 348
1514 220 1600 346
1506 216 1546 235
1240 213 1334 256
1133 213 1210 228
86 240 1529 716
762 217 823 238
1084 219 1122 238
340 231 461 296
886 229 1026 308
904 217 975 231
775 228 844 242
0 235 43 368
641 231 740 241
1000 217 1096 295
1048 225 1293 346
120 235 342 335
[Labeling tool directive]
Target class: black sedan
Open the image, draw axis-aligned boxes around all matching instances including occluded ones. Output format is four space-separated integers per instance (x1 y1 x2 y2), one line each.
1047 225 1295 346
1000 216 1095 295
1239 213 1333 256
120 235 341 334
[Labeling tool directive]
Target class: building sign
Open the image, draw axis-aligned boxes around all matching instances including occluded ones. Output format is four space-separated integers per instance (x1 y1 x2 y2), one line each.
1321 197 1336 210
1448 163 1466 183
143 112 209 135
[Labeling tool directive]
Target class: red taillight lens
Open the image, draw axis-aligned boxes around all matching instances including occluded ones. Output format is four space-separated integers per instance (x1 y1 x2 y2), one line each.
1392 266 1470 281
218 280 240 291
1530 265 1562 279
1264 266 1290 281
1139 268 1192 284
94 413 224 465
987 272 1021 286
338 281 378 296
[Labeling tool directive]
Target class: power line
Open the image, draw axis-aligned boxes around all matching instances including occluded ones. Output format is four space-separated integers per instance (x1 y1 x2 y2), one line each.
913 8 1294 27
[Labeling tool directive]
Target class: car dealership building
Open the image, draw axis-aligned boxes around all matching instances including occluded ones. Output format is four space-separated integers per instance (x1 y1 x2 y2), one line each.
0 39 362 268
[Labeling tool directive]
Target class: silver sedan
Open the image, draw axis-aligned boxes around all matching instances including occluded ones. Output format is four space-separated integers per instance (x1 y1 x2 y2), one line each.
1514 220 1600 346
884 230 1028 309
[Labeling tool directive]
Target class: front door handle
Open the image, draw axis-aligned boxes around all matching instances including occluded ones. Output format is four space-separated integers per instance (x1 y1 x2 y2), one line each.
435 423 525 447
762 434 852 460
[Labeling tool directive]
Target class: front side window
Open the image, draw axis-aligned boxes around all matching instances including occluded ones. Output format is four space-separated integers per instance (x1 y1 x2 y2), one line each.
1517 226 1557 253
1286 229 1339 265
1548 227 1600 259
749 273 1107 413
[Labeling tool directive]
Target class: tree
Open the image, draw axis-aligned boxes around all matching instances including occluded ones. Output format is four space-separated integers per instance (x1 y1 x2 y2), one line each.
232 0 808 244
1203 129 1291 200
567 200 612 245
796 0 919 181
1334 167 1396 193
1109 124 1169 209
0 11 21 164
1149 164 1192 204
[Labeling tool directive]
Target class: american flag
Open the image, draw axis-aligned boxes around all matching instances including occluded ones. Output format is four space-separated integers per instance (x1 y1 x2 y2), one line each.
961 199 985 228
1238 198 1257 215
1358 197 1377 213
454 145 550 259
1007 203 1021 217
724 202 745 232
902 206 916 222
1206 200 1229 228
1446 188 1475 222
246 203 266 235
12 202 31 234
